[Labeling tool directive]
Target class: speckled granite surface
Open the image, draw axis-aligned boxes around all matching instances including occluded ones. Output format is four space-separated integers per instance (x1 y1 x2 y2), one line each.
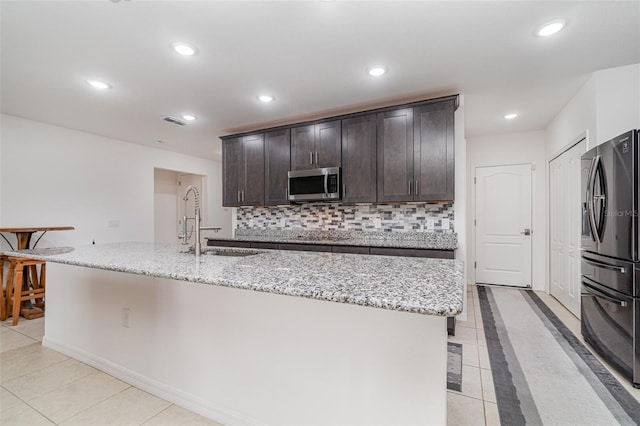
7 242 463 316
207 229 457 250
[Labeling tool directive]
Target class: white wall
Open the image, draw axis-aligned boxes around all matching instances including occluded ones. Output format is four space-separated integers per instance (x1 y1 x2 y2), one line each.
466 130 547 291
594 63 640 144
0 114 232 250
454 96 468 320
547 63 640 156
154 168 179 244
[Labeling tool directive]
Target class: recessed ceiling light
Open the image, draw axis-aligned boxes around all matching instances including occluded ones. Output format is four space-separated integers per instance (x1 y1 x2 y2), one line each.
258 95 274 103
181 114 197 121
536 19 567 37
172 42 196 56
367 65 387 77
504 113 518 120
86 79 111 90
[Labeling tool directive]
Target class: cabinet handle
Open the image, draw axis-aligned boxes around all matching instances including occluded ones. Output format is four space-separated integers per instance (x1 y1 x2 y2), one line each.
242 190 245 202
285 187 288 199
237 191 240 202
408 180 412 195
310 152 313 165
315 151 318 164
343 184 346 197
415 180 419 196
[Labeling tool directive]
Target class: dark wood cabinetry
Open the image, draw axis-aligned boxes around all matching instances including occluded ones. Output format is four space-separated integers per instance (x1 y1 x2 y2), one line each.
221 95 457 206
414 101 455 201
291 120 341 171
377 108 414 202
376 100 455 202
341 114 377 203
264 129 291 205
222 134 265 207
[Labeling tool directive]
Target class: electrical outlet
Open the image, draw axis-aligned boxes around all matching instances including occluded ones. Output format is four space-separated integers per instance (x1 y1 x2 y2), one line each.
427 219 435 230
441 218 450 229
373 217 382 228
280 218 286 228
122 308 130 328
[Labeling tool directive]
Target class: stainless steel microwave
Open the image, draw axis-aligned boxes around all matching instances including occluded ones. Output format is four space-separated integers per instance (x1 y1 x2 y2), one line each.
288 167 341 202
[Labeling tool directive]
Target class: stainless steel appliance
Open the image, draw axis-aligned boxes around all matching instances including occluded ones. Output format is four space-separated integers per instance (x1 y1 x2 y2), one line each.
581 129 639 388
288 167 341 202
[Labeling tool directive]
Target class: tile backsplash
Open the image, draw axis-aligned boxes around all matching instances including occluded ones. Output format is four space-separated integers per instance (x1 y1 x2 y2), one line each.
237 202 454 233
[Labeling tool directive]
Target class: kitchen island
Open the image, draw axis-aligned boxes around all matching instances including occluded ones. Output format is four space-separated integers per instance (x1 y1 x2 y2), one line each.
9 242 463 425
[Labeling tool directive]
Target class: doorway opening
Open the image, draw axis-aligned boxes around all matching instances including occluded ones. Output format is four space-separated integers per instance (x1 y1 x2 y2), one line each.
153 168 205 245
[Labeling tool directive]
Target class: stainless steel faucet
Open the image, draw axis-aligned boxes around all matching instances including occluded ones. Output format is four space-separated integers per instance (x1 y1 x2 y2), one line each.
181 185 202 256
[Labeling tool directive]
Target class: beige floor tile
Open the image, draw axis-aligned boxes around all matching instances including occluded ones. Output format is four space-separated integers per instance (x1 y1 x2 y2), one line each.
0 341 43 363
28 372 130 423
484 401 500 426
461 343 479 368
0 400 54 426
60 387 171 426
0 386 23 412
459 364 483 400
448 326 478 347
0 347 68 383
447 391 484 426
0 329 37 354
478 345 491 370
11 317 45 341
480 368 496 403
3 358 97 401
143 404 225 426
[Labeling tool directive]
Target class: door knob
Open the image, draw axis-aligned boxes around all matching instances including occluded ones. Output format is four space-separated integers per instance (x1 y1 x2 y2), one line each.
521 228 531 236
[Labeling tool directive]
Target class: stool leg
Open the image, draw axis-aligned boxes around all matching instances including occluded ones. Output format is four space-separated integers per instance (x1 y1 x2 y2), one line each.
12 265 23 326
0 258 6 322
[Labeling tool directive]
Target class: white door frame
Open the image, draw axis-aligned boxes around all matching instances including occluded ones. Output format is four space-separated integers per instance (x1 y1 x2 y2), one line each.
474 163 533 287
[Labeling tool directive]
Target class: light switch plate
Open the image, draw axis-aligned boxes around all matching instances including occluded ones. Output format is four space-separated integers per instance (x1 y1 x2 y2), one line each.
280 218 286 228
427 219 435 230
441 218 450 229
373 217 382 228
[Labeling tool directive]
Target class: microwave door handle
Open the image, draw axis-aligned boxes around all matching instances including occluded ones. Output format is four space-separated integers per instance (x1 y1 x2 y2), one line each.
582 258 626 274
587 156 599 242
582 282 628 307
324 173 329 195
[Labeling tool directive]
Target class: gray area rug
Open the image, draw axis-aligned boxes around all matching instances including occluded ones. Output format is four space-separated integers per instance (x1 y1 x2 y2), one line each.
478 285 640 425
447 342 462 392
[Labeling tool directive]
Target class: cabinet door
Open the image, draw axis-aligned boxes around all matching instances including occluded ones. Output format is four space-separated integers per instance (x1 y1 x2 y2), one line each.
414 100 455 201
342 114 377 203
241 134 265 206
290 125 315 171
377 108 414 202
264 129 291 205
315 120 341 168
222 137 242 207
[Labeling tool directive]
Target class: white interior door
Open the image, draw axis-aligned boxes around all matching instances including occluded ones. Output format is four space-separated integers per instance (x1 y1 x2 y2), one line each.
475 164 532 287
549 140 585 317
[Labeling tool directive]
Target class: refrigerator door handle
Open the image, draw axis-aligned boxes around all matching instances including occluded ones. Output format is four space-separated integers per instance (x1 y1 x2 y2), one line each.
593 155 608 242
582 281 628 307
582 257 626 274
586 156 599 242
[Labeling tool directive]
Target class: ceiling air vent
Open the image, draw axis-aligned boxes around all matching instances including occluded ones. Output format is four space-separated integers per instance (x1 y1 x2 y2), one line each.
163 116 186 126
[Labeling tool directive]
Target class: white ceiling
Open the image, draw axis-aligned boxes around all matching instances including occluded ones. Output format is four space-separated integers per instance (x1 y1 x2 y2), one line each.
1 1 639 161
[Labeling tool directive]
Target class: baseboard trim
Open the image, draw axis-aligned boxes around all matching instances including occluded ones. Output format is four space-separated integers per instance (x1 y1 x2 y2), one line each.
42 336 265 426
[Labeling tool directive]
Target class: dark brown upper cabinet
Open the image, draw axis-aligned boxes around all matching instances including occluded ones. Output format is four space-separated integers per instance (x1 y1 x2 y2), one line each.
377 108 414 202
341 114 377 203
264 128 291 205
413 100 455 201
222 134 265 207
290 120 341 171
376 100 455 202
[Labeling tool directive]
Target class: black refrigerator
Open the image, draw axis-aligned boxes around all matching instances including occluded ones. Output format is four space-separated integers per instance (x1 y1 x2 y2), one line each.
581 129 640 388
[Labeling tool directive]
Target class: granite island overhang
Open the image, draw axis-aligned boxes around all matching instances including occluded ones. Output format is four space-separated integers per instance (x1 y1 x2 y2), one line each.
8 242 464 425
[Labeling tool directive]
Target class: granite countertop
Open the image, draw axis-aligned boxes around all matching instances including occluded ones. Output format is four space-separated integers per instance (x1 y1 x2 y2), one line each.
206 229 458 250
7 242 463 317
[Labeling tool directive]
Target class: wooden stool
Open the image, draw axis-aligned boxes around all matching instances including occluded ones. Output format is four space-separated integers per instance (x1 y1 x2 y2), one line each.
3 256 46 326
